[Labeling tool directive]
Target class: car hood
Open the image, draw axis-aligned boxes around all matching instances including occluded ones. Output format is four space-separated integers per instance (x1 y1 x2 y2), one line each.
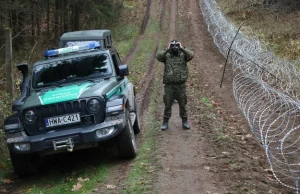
22 80 117 109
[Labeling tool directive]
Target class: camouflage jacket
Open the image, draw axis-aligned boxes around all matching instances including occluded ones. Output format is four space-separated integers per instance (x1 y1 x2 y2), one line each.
156 47 194 84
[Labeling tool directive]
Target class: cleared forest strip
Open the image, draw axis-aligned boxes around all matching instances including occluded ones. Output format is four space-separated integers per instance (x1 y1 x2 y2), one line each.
200 0 298 192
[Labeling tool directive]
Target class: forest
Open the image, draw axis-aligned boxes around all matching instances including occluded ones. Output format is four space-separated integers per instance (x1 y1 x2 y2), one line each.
0 0 124 52
0 0 134 159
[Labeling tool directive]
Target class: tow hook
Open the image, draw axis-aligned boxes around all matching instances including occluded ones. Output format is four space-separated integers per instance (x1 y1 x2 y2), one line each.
53 138 74 152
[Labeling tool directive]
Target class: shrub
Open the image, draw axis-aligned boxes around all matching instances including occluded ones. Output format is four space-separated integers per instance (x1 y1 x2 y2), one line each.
0 91 12 156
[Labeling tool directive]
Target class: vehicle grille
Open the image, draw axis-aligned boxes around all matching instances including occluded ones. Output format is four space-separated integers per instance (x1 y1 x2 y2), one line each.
22 98 105 135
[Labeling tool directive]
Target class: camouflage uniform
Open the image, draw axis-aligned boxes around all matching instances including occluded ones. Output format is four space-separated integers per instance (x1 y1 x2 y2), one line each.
156 47 194 120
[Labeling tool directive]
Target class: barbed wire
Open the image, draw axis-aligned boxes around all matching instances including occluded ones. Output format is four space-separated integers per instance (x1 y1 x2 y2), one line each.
200 0 300 192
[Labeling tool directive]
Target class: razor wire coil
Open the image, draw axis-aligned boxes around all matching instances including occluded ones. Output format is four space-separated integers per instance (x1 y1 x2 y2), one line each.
200 0 300 192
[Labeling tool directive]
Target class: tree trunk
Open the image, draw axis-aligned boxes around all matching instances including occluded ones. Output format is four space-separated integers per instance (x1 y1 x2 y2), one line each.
31 0 35 44
47 0 50 35
63 0 69 33
72 0 80 31
4 28 14 98
8 0 13 30
54 0 60 38
11 0 18 48
36 0 40 37
16 10 26 49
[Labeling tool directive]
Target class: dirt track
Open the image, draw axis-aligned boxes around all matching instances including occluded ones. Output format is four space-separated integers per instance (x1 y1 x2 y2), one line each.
154 0 292 193
0 0 295 193
154 0 225 193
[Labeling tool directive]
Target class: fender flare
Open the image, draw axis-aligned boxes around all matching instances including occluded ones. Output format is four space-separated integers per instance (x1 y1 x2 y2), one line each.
126 82 136 112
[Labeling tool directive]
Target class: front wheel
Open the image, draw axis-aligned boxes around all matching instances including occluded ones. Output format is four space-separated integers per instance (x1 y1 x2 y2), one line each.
10 152 40 178
117 109 137 159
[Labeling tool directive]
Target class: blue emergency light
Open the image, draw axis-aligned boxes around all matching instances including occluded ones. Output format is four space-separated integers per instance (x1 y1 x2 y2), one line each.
44 41 101 57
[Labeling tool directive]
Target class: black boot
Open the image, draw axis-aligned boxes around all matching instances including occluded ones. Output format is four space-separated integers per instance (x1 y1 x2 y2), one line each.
161 118 169 131
182 117 190 130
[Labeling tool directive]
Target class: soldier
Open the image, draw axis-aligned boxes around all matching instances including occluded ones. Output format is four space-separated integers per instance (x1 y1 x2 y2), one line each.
156 40 194 130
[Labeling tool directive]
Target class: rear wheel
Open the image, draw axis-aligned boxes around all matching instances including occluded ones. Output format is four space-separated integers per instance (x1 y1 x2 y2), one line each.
10 152 40 178
117 109 137 159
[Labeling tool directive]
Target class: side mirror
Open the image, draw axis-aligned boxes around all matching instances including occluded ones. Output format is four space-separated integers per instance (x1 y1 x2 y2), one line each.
118 64 129 77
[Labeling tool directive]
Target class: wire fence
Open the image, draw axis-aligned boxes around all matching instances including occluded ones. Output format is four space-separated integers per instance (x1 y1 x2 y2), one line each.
200 0 300 192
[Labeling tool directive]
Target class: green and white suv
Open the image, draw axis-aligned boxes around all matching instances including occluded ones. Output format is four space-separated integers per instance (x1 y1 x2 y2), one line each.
4 30 140 177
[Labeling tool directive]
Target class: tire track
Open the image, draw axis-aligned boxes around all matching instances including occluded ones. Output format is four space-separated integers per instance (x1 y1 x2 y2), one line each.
124 0 152 64
93 1 166 193
136 0 166 118
154 0 225 193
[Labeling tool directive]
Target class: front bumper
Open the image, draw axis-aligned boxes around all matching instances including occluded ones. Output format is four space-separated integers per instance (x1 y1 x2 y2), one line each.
6 114 126 154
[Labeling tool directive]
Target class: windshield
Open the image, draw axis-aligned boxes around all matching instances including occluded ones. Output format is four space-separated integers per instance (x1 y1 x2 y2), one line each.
32 54 112 89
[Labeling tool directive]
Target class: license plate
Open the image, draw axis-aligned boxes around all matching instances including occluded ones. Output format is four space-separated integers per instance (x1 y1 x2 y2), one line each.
45 113 81 128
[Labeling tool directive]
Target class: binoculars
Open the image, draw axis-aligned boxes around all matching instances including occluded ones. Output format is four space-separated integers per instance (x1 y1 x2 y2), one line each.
170 43 180 48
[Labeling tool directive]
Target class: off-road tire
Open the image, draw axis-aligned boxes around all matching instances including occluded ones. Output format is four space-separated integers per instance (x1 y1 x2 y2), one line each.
117 109 137 159
10 152 40 178
133 100 141 134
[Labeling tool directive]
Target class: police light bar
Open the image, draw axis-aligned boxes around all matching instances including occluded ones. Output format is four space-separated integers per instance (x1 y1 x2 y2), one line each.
44 41 101 57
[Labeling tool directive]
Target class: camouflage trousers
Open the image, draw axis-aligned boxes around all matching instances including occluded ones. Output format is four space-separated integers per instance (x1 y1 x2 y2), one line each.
163 83 188 119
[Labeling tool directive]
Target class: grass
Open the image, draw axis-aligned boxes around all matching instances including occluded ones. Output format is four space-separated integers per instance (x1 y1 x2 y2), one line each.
217 0 300 60
113 24 140 60
123 50 162 194
215 127 230 141
123 5 169 193
200 96 213 108
26 162 111 194
127 20 159 86
0 151 11 181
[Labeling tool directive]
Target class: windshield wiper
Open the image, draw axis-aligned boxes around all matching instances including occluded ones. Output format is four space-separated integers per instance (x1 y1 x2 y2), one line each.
34 82 63 92
65 77 98 83
39 82 63 88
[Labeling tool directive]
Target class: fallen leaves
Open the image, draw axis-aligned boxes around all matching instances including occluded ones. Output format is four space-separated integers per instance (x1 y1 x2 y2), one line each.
71 183 83 192
0 163 8 169
147 166 156 173
221 151 230 156
163 167 171 173
203 166 211 171
1 179 14 184
70 177 90 192
106 184 116 189
78 177 90 182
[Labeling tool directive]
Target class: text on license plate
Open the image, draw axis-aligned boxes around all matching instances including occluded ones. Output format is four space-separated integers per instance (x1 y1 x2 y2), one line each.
45 113 81 128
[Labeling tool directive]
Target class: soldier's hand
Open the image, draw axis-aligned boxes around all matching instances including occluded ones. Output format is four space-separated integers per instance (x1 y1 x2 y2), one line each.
166 43 172 52
177 42 183 49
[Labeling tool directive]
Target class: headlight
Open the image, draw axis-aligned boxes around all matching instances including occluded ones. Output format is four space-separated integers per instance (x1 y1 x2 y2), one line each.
14 143 31 151
24 110 37 124
95 127 115 138
87 99 101 113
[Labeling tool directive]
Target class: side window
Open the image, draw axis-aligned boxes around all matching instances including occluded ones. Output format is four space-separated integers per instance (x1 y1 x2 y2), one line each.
112 53 122 66
106 35 112 48
112 53 122 75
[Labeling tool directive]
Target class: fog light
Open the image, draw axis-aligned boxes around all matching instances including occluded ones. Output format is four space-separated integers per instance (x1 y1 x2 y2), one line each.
14 143 31 151
96 127 114 138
